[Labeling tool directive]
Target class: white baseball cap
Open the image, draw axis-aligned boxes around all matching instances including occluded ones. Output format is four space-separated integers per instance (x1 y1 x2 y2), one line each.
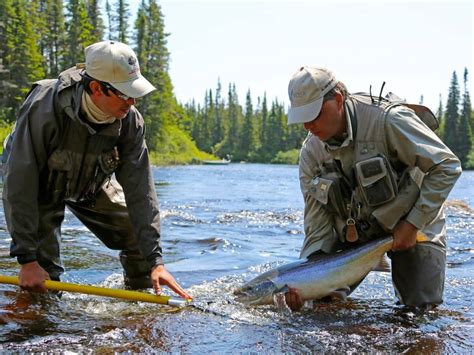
84 41 156 98
287 66 337 124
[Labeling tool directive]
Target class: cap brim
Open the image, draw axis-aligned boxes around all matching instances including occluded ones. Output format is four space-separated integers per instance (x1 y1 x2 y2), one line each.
287 97 323 125
112 75 157 99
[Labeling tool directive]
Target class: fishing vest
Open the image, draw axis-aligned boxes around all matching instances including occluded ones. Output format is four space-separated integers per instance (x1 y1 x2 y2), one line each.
308 93 435 242
4 78 122 205
44 83 122 204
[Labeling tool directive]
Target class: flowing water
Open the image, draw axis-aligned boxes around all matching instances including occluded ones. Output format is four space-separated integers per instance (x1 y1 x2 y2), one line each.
0 164 472 353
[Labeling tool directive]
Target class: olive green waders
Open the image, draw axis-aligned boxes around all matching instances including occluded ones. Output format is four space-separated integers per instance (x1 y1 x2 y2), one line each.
37 180 152 289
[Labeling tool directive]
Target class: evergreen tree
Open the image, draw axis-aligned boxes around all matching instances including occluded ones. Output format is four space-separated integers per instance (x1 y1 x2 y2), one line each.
134 0 176 150
435 94 444 138
202 89 214 151
115 0 130 43
44 0 66 76
0 0 18 120
458 68 472 167
29 0 48 74
240 89 255 159
443 71 460 156
105 0 114 40
87 0 105 41
259 94 268 153
212 79 224 147
134 0 148 67
3 0 45 118
64 0 96 67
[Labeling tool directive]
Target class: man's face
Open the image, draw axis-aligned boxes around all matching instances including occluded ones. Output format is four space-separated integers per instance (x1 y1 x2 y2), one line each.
89 81 136 119
303 93 346 141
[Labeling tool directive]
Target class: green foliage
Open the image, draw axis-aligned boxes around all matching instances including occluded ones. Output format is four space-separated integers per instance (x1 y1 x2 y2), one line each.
441 69 473 169
443 71 460 154
187 82 307 164
0 121 14 154
1 1 471 167
149 124 215 165
466 148 474 169
271 149 300 164
64 0 97 68
0 0 211 166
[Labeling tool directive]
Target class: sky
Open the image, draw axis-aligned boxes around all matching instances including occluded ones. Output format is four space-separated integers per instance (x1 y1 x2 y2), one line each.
133 0 473 113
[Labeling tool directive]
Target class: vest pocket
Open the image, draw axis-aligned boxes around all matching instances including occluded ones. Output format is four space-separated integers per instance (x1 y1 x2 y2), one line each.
355 155 397 207
45 149 73 203
310 176 349 217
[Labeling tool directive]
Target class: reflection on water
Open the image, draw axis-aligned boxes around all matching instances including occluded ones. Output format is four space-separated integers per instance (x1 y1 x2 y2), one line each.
0 165 473 352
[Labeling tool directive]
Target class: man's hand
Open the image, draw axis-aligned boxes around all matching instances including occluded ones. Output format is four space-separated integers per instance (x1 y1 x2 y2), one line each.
19 261 50 293
285 287 304 311
150 264 192 300
392 220 418 251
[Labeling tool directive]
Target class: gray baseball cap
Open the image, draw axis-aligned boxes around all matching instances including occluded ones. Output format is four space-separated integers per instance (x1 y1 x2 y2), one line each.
83 41 156 98
287 66 337 124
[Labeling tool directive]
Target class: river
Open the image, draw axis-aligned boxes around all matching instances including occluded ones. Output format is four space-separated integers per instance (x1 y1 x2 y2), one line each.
0 164 472 352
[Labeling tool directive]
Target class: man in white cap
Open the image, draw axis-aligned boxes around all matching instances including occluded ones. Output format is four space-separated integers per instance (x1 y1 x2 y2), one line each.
285 66 461 311
2 41 191 300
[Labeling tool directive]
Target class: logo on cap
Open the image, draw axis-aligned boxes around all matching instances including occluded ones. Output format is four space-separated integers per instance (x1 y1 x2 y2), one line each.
128 57 137 66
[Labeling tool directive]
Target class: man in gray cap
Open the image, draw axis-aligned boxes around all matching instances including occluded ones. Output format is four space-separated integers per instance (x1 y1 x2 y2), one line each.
2 41 191 300
285 66 462 311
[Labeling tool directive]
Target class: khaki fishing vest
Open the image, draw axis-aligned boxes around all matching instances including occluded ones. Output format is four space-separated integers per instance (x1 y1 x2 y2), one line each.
309 94 426 241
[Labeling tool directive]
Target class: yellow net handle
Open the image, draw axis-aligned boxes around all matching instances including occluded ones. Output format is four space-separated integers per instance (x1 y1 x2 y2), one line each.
0 275 189 307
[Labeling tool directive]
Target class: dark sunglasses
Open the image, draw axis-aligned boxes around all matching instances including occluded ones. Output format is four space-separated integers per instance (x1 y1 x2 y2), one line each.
81 72 131 101
100 81 131 101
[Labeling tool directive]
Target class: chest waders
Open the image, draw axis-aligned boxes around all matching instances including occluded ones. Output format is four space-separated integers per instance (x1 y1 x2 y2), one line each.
310 94 446 308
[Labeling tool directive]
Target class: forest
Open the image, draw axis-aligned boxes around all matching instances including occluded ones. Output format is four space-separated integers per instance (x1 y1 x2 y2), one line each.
0 0 472 167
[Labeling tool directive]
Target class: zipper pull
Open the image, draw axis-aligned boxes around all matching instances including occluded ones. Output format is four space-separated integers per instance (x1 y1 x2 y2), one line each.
345 194 359 242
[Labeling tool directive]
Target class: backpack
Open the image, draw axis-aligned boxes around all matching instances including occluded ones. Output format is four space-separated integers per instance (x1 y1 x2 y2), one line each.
353 82 439 131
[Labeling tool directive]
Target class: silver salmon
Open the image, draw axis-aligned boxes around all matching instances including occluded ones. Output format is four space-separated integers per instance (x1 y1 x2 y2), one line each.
234 235 420 306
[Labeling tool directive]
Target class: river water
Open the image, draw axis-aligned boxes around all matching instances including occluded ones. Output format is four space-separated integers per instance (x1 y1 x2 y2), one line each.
0 164 472 353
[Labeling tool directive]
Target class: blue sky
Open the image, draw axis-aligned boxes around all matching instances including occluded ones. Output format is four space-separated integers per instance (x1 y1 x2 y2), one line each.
132 0 473 113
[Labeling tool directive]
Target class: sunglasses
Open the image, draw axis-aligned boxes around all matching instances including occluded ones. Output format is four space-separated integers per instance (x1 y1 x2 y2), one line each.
100 82 131 101
81 72 131 101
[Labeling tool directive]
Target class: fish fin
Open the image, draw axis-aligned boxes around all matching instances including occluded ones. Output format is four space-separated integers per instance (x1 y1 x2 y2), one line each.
372 254 391 272
272 289 292 313
416 231 430 243
277 285 290 294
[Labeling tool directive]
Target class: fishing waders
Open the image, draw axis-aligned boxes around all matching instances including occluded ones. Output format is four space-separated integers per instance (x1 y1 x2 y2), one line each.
37 180 152 289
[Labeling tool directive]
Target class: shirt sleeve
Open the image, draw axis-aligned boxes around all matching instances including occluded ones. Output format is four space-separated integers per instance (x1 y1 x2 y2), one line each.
3 84 59 264
115 109 163 267
384 106 462 230
298 135 339 258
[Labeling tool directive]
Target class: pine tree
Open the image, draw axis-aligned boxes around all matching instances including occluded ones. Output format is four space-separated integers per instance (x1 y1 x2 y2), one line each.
105 0 114 40
212 79 224 147
64 0 96 68
0 0 18 121
458 68 472 167
87 0 105 41
435 94 444 138
443 71 460 156
115 0 130 43
134 0 148 67
29 0 48 74
240 89 255 160
134 0 176 150
44 0 66 76
3 0 45 117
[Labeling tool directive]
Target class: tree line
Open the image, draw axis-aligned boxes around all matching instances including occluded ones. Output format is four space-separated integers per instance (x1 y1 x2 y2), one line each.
181 83 306 163
438 68 473 169
0 0 472 167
